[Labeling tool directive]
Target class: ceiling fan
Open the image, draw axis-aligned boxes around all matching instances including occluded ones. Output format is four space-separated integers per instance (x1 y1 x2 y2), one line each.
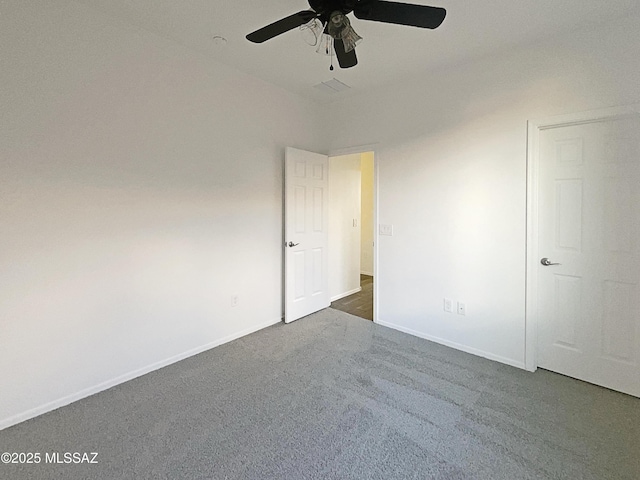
246 0 446 69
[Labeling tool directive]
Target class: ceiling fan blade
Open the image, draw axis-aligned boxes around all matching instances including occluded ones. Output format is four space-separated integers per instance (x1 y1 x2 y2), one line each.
246 10 317 43
334 38 358 68
354 1 446 29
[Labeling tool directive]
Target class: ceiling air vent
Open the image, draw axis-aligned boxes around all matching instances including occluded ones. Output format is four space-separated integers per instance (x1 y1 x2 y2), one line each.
313 78 351 94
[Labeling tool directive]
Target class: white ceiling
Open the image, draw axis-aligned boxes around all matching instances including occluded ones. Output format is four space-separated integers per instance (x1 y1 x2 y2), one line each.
79 0 640 103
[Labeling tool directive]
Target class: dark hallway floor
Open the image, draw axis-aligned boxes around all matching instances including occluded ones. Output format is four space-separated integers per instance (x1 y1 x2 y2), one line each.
330 274 373 320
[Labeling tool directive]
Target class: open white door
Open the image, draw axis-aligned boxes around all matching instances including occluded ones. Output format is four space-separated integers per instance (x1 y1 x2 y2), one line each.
284 147 330 323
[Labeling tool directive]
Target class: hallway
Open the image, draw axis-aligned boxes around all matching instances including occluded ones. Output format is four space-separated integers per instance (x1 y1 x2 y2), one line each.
330 275 373 321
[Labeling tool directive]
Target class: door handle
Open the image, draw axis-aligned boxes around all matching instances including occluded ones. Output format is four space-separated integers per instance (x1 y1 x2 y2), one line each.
540 257 561 266
287 241 300 248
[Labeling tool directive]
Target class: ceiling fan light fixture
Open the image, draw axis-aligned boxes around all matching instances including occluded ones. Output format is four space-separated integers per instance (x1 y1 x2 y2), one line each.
341 26 362 53
300 18 323 46
327 11 362 53
315 33 333 55
327 10 348 37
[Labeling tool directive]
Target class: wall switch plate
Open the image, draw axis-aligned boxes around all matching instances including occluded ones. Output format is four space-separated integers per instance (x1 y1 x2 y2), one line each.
379 224 393 236
444 298 453 313
457 302 466 315
232 295 239 307
353 219 358 227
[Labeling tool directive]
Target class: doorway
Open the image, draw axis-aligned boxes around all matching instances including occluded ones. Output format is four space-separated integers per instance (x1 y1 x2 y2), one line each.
526 106 640 397
328 151 375 321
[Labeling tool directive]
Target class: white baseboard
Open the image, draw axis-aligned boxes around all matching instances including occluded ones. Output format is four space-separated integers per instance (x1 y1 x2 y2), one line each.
0 317 281 431
376 319 526 370
330 286 362 302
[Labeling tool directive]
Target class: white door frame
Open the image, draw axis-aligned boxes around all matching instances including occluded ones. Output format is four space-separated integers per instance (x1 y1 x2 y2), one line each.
525 104 640 372
328 144 379 324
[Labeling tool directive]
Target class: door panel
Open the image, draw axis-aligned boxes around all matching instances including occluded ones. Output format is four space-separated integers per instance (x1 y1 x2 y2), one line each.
554 179 583 251
552 274 581 350
538 115 640 397
601 280 636 363
284 147 330 323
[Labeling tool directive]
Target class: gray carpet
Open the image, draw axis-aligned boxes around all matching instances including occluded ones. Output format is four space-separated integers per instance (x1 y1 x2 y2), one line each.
1 308 639 480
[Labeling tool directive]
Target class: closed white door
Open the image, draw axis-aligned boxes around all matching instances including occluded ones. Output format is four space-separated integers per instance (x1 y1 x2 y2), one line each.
537 114 640 397
284 147 330 323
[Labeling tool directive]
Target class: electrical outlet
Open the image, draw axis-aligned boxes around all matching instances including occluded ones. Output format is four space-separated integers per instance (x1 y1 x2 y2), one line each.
231 295 239 307
444 298 453 313
457 301 466 315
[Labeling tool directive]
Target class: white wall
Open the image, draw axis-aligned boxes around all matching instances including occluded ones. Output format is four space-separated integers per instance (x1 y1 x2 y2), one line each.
328 154 361 300
325 14 640 367
360 152 375 276
0 0 327 428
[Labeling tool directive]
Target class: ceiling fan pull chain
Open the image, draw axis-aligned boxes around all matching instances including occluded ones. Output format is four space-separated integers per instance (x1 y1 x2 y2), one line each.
329 39 334 70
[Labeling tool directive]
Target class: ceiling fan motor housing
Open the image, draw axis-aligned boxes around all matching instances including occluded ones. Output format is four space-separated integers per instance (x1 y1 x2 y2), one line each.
308 0 358 22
